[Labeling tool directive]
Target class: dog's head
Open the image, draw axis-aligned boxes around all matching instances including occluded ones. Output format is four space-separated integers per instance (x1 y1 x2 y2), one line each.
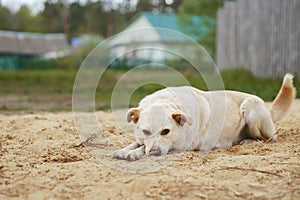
127 104 192 156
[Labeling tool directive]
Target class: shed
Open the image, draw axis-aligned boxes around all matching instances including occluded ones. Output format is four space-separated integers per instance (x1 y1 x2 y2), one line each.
108 12 215 68
0 31 69 69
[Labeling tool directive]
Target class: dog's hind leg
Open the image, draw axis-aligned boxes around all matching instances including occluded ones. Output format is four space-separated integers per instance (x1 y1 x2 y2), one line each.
240 97 277 141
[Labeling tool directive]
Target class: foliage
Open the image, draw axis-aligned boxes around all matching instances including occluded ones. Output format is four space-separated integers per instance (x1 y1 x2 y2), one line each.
40 1 64 33
0 1 114 39
0 0 188 40
179 0 223 59
0 5 11 30
179 0 223 18
57 34 104 69
136 0 182 13
199 23 217 58
69 1 107 37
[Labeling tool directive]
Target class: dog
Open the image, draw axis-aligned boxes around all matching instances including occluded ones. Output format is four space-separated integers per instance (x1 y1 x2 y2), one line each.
113 74 296 161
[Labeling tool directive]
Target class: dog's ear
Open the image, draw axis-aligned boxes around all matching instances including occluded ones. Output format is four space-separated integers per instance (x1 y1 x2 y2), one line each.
127 108 140 123
172 113 192 126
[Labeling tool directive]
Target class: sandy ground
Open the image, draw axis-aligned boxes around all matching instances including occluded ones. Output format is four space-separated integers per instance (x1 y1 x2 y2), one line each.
0 101 299 200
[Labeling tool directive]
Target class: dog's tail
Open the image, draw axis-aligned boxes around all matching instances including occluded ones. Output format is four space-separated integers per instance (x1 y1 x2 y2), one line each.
270 73 296 122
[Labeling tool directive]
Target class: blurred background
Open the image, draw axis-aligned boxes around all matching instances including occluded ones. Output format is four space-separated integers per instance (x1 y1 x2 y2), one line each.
0 0 299 111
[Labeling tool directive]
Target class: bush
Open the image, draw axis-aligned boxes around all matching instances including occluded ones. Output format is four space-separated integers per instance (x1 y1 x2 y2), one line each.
55 34 105 69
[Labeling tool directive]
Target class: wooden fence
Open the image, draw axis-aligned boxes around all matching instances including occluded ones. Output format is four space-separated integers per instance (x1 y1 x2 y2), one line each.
217 0 300 78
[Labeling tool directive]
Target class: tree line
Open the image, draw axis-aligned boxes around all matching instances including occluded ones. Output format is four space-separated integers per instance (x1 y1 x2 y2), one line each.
0 0 223 39
0 0 225 60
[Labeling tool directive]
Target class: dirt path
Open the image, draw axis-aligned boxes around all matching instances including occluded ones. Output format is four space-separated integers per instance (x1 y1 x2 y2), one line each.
0 100 299 199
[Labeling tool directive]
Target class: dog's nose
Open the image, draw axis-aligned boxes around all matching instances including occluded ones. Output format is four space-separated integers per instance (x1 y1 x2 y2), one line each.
149 146 161 156
142 129 151 136
152 145 159 151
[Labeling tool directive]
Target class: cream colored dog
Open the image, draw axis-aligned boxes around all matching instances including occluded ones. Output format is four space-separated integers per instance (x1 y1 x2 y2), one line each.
114 74 295 161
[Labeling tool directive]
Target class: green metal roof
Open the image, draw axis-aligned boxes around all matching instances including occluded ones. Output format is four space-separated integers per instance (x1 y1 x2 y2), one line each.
140 12 215 42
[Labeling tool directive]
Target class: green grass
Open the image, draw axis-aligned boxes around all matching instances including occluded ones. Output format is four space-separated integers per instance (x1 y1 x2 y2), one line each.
0 70 76 95
221 69 300 101
0 68 298 111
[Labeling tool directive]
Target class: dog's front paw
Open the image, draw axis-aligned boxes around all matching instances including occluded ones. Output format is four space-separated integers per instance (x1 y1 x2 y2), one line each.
126 146 145 161
113 149 130 160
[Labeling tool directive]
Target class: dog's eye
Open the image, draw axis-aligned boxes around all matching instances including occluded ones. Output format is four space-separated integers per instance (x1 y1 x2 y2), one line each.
160 129 170 136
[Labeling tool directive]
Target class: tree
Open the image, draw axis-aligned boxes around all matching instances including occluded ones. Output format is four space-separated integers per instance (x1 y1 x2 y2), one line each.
179 0 223 18
15 5 35 31
83 1 105 35
40 1 64 32
0 5 13 30
69 1 109 37
179 0 224 58
136 0 182 13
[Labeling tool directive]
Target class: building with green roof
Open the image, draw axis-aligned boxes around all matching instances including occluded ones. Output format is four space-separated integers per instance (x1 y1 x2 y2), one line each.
109 12 215 68
0 31 69 70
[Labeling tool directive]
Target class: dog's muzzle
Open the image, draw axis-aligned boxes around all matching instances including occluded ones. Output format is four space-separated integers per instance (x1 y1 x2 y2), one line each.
149 149 161 156
149 145 161 156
